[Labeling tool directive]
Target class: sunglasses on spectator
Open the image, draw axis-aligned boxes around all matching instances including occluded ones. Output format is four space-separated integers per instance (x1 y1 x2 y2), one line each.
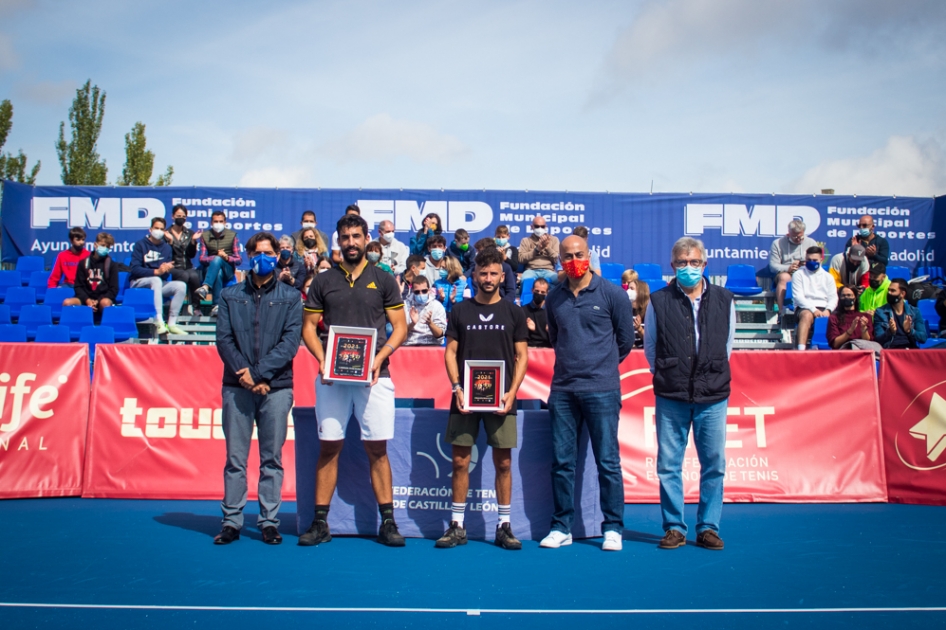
413 289 429 294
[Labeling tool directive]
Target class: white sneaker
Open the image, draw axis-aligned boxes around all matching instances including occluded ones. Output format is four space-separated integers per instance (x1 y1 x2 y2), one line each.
539 530 572 548
602 530 623 551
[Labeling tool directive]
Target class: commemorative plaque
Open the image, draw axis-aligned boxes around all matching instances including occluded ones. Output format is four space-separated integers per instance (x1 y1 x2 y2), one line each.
463 360 506 412
325 326 377 384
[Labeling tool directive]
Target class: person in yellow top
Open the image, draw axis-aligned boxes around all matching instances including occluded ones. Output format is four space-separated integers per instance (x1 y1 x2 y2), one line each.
859 262 891 314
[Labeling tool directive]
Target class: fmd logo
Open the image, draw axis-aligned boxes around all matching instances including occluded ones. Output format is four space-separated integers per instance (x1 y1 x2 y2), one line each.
356 199 493 234
31 197 165 230
685 204 821 237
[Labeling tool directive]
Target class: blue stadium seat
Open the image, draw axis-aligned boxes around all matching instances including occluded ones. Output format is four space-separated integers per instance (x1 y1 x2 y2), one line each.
28 271 51 303
122 288 157 321
101 306 138 341
0 304 9 324
34 324 71 343
18 305 52 340
885 266 912 281
917 266 945 284
724 264 763 295
600 263 624 280
80 325 114 363
116 271 130 304
15 256 45 285
123 256 132 266
918 299 939 334
633 263 664 286
520 278 535 297
520 292 532 306
0 270 21 301
60 305 94 341
811 316 831 350
44 287 75 321
0 324 28 342
4 287 36 319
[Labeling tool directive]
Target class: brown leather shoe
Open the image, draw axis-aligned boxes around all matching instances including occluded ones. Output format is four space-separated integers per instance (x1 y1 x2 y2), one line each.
658 529 686 549
696 530 724 550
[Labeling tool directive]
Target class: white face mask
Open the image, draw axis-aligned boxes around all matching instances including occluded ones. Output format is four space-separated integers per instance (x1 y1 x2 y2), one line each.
151 229 165 241
380 231 394 243
212 223 225 233
533 227 547 237
302 222 316 229
626 289 638 301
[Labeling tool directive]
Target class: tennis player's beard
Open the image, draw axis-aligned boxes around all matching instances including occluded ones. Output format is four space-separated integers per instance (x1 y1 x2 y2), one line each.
343 247 365 265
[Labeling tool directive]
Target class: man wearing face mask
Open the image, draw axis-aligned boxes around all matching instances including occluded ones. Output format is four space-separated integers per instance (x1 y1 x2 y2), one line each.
521 278 551 348
791 246 837 350
291 211 330 256
398 254 427 302
276 235 306 291
403 276 447 346
377 220 409 275
196 210 243 314
447 228 475 276
47 227 90 291
213 232 303 546
129 217 188 335
873 278 928 349
541 236 634 552
424 234 450 286
519 216 560 285
65 232 119 314
768 220 818 316
644 237 735 552
844 214 889 266
859 262 891 314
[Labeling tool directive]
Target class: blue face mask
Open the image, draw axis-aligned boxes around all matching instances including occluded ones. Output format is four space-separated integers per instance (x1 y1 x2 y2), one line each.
495 237 508 247
367 252 381 263
95 246 110 257
414 292 430 305
805 259 821 271
279 249 292 261
675 265 703 288
430 248 445 261
859 227 871 238
251 253 278 276
439 268 448 279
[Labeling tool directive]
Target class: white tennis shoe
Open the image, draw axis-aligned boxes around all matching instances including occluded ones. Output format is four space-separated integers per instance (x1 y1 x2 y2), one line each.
539 530 572 548
602 530 623 551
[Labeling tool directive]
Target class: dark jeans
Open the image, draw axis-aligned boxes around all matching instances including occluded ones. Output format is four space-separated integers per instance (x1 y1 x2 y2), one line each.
548 389 624 534
202 257 235 305
170 267 201 310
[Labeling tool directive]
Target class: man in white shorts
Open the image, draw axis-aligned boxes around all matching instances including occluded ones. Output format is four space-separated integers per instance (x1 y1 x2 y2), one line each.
299 213 408 547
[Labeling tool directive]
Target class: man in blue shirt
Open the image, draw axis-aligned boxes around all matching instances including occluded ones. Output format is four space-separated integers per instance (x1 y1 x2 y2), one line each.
129 217 187 335
540 235 635 552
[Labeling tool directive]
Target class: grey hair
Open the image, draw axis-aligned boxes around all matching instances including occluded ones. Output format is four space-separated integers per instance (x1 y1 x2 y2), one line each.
279 234 295 248
788 219 806 234
671 237 706 263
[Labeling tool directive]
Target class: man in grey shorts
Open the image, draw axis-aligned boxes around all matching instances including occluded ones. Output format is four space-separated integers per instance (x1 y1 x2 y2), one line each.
440 247 529 549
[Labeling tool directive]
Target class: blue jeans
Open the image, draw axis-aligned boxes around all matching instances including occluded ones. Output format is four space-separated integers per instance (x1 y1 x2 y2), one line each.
203 257 235 304
548 389 624 534
655 396 727 536
522 268 559 285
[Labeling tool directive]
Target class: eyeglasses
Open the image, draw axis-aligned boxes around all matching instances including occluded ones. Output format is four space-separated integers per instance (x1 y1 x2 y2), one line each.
672 259 704 269
789 233 805 243
413 289 429 295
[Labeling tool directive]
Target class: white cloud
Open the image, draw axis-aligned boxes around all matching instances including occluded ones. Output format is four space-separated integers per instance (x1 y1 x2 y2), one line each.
231 126 290 164
238 166 312 188
322 114 469 164
14 79 76 104
789 135 946 197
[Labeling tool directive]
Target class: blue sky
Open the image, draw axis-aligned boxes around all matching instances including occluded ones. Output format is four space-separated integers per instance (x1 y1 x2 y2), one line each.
1 0 944 196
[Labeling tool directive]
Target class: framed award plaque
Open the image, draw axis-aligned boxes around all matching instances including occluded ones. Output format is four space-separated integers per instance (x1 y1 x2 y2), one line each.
325 326 377 384
463 360 506 412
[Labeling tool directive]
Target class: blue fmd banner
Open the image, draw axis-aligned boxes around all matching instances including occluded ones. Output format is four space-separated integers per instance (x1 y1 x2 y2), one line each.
1 180 940 274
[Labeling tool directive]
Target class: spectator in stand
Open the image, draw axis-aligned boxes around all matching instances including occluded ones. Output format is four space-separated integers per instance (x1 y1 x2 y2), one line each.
129 217 187 335
434 255 467 313
366 240 393 274
473 238 516 302
297 226 329 278
521 277 551 348
409 211 444 256
447 228 475 275
769 220 818 315
423 234 449 286
828 244 869 292
874 278 928 349
64 232 118 314
330 204 372 264
276 235 306 291
166 204 202 312
859 262 891 314
519 216 560 285
48 227 90 291
828 285 879 351
316 258 333 273
792 246 837 350
213 231 302 546
196 211 243 315
377 220 409 274
845 214 889 266
632 280 651 346
403 276 447 346
398 254 427 302
494 225 519 271
291 211 330 256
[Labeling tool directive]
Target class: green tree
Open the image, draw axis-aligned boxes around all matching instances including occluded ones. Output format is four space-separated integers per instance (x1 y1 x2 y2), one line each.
116 121 173 186
56 79 108 185
0 99 41 184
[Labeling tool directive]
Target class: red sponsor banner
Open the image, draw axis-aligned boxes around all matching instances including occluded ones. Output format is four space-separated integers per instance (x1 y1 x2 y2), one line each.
0 343 90 498
83 344 297 500
616 350 887 502
880 350 946 505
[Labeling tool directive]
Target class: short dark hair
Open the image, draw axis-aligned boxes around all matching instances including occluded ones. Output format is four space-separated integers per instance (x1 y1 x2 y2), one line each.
365 240 382 254
95 232 115 247
806 246 823 257
245 232 278 254
495 225 510 236
171 204 187 215
475 247 505 270
473 237 496 252
150 217 166 228
573 226 589 239
337 213 368 238
427 234 446 249
454 228 469 239
412 275 429 288
533 278 550 289
345 204 361 215
891 278 910 293
211 210 227 221
301 210 316 221
405 254 426 271
836 284 860 312
69 227 86 240
870 262 887 276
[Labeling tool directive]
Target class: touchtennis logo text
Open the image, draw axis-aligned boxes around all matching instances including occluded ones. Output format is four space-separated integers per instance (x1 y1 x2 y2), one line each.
118 398 295 440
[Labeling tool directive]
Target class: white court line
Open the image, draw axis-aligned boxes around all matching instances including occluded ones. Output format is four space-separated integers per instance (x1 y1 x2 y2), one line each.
1 603 945 615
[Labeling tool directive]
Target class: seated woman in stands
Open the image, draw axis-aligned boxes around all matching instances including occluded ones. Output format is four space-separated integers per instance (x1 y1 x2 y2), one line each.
827 284 879 352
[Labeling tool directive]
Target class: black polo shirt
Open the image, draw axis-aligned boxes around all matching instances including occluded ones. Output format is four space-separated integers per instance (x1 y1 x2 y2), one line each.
304 260 404 377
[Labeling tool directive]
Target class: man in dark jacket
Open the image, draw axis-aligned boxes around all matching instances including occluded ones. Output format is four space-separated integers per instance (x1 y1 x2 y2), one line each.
65 231 119 314
644 237 735 552
213 231 303 546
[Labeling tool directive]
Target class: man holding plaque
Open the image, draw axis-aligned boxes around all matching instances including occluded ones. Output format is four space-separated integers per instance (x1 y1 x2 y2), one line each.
440 247 529 550
299 213 409 547
541 235 635 552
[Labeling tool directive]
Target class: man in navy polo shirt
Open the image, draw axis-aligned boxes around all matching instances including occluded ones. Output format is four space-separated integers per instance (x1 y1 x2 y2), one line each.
540 235 635 552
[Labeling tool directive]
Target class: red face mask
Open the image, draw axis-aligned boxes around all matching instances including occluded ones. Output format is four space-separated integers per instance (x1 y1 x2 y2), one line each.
563 258 590 279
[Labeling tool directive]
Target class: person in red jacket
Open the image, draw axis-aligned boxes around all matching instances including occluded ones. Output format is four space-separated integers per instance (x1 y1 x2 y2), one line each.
47 227 90 290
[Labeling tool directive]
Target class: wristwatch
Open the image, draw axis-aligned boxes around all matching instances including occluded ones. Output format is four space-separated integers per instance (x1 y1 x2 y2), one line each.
452 383 462 392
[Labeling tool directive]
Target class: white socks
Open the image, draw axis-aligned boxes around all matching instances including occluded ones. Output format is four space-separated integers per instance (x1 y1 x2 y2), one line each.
451 502 466 527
